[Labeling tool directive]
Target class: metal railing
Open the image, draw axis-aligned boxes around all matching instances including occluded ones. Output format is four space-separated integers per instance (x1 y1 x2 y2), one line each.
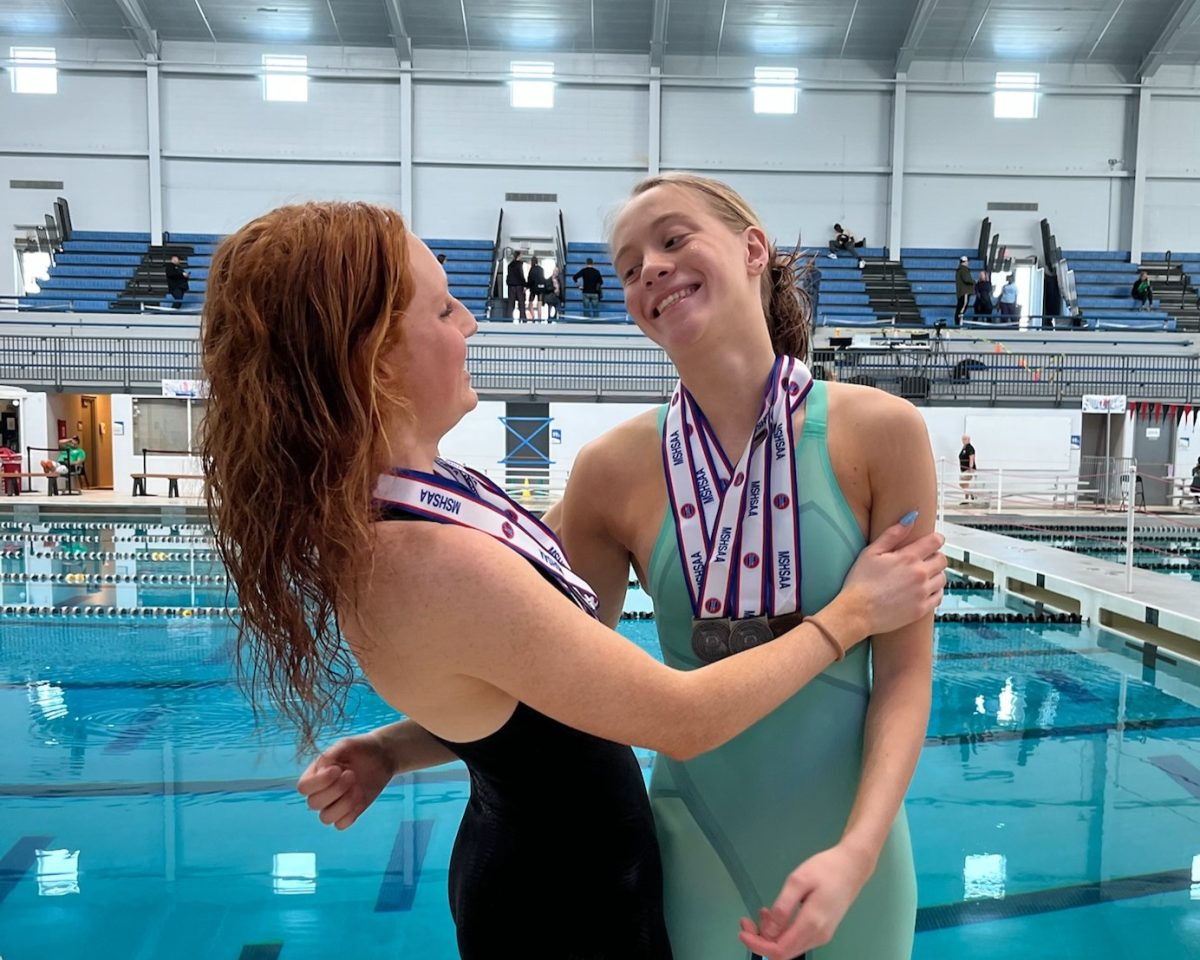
7 333 1200 403
938 460 1143 594
486 209 504 320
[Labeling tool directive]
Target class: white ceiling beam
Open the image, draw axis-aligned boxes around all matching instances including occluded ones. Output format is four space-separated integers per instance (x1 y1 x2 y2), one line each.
896 0 941 74
650 0 669 69
382 0 413 64
112 0 160 60
1078 0 1126 61
1139 0 1200 80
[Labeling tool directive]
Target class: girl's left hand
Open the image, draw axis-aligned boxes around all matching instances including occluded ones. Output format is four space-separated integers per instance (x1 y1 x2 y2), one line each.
737 842 876 960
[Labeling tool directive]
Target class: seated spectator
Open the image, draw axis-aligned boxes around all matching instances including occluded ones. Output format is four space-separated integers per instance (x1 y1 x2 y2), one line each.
828 223 866 257
40 437 84 481
1191 457 1200 504
998 274 1019 317
1131 271 1153 311
973 271 994 317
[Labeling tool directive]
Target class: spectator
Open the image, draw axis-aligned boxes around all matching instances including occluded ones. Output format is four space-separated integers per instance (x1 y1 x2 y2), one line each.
1131 270 1153 311
958 434 976 504
40 437 85 488
165 255 190 310
526 256 546 321
973 271 994 318
827 223 866 258
543 266 562 320
998 274 1019 318
573 257 604 319
1191 457 1200 505
955 256 974 325
505 251 527 322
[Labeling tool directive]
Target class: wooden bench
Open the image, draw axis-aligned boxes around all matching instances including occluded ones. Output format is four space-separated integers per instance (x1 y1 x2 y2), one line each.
131 472 205 498
2 471 80 496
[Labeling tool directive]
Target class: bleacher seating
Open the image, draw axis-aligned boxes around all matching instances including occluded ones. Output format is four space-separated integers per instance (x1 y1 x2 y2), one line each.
563 242 627 321
427 239 493 320
812 247 888 326
897 247 985 327
1067 250 1174 330
20 228 496 320
20 231 150 312
22 226 1191 334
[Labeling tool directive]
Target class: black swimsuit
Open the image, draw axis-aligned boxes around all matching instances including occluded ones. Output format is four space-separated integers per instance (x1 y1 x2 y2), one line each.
382 511 672 958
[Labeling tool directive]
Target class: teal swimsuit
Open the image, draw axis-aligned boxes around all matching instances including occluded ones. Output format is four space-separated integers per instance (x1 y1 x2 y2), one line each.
645 380 917 959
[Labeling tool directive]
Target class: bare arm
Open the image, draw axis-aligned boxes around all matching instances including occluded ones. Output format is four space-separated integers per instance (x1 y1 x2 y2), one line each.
559 441 632 628
540 499 564 537
365 517 941 763
371 719 457 774
840 400 937 867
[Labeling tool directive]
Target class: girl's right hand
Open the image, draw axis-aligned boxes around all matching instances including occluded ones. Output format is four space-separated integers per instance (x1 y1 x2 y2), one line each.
840 513 946 638
297 731 396 830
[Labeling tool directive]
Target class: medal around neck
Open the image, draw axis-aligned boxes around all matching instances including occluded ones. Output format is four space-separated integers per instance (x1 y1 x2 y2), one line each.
665 356 813 664
373 458 598 618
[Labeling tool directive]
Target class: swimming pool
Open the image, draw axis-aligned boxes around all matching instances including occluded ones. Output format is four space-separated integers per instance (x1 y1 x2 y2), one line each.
960 518 1200 584
2 522 1199 959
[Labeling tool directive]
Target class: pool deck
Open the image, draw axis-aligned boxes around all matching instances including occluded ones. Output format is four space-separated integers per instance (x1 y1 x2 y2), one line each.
941 520 1200 665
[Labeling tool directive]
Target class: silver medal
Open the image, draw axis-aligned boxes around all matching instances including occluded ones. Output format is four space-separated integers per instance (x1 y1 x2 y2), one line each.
691 618 732 663
728 616 774 654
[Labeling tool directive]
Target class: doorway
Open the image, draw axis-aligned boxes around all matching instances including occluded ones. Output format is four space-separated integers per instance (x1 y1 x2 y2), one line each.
1132 415 1175 507
1080 411 1126 506
79 396 114 489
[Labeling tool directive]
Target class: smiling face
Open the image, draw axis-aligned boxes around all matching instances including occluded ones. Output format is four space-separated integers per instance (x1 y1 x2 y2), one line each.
610 183 770 355
381 234 479 447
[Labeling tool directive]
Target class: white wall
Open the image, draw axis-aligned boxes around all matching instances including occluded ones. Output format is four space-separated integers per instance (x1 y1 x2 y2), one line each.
7 40 1200 271
434 397 1084 495
162 159 401 234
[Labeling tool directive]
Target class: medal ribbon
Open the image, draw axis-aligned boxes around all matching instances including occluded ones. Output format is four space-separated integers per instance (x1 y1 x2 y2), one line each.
663 355 812 620
374 458 599 616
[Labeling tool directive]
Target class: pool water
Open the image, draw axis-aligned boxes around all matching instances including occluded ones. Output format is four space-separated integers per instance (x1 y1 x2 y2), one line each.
1 523 1199 959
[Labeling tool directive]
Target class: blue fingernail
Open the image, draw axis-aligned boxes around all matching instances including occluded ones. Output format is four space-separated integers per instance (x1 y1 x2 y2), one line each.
900 510 919 526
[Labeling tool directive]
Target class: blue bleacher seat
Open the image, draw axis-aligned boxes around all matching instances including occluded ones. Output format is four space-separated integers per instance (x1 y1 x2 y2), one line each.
1064 250 1129 261
71 230 151 243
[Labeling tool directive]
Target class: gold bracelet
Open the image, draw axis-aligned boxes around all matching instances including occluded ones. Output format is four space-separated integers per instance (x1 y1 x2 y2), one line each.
803 615 845 662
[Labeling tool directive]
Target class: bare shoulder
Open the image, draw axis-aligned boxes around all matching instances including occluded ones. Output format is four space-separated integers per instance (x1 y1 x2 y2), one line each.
357 521 505 634
824 381 928 451
367 520 520 598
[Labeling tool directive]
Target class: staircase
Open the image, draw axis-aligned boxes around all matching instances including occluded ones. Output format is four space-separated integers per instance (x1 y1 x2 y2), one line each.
111 242 203 313
1138 259 1200 332
861 260 921 326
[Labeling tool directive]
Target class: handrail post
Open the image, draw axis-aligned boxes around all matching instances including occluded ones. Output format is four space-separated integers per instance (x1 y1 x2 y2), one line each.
1125 459 1137 593
995 467 1003 514
937 456 946 525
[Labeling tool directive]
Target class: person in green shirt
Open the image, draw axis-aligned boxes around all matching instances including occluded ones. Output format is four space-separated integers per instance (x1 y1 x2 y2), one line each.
40 437 85 479
1131 271 1153 311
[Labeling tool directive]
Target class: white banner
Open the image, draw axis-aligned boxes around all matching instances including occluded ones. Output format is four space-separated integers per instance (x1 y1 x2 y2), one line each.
1081 394 1127 414
162 379 209 398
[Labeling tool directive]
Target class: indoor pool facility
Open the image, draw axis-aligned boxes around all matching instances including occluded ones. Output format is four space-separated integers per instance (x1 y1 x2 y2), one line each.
1 521 1199 959
9 1 1200 954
